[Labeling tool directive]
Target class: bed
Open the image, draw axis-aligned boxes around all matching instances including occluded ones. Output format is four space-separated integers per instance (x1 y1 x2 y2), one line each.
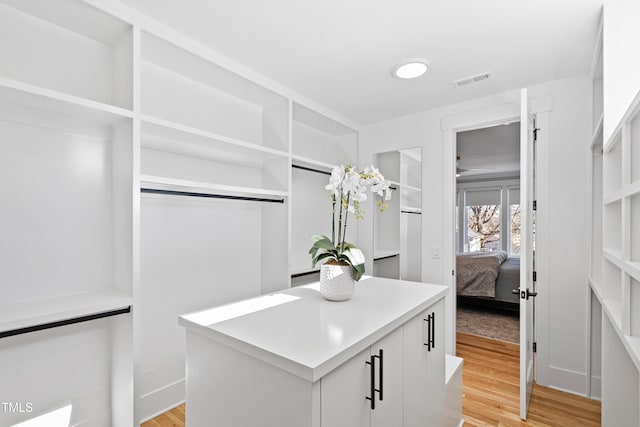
456 250 520 312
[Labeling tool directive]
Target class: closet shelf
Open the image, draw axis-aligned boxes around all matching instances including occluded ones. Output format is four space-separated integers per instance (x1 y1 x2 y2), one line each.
603 248 624 269
0 76 133 125
603 190 624 205
401 206 422 214
591 113 604 148
589 277 604 303
141 115 289 165
140 175 288 202
605 86 640 152
291 154 336 173
627 181 640 198
374 249 400 261
0 289 132 338
603 299 623 333
625 336 640 373
597 293 640 372
403 184 422 192
385 180 421 193
626 261 640 282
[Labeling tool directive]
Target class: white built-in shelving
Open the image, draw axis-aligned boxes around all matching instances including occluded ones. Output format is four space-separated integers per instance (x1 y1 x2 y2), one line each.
373 148 422 281
0 0 136 425
290 104 359 286
591 6 640 420
0 290 132 337
0 0 361 425
292 102 358 166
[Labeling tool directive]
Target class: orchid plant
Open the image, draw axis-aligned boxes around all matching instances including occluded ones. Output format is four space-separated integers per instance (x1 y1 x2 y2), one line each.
309 164 392 281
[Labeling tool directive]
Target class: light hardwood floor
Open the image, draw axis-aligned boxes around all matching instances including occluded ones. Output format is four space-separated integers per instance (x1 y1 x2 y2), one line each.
142 332 601 426
458 332 601 426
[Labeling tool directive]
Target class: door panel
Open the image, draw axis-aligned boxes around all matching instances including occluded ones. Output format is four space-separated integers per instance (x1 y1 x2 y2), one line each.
403 299 445 427
371 326 404 427
321 347 370 427
519 88 535 419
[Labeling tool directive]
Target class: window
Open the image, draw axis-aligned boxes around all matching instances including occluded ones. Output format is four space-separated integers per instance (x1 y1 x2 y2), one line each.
466 204 501 251
457 183 521 255
463 188 501 252
508 187 521 255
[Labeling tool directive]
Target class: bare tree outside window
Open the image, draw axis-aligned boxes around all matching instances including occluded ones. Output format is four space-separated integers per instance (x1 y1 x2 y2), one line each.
510 204 521 254
466 205 500 251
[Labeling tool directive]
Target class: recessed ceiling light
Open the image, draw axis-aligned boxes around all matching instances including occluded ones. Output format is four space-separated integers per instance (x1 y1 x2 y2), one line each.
392 59 429 79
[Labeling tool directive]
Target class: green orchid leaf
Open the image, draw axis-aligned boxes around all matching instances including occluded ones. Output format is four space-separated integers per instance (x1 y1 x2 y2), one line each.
310 235 335 251
312 252 337 267
352 264 365 282
309 246 319 258
339 241 357 250
343 248 366 281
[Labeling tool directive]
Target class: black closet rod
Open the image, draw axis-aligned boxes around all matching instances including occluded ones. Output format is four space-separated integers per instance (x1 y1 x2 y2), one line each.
292 164 332 176
401 210 422 215
373 254 399 262
141 188 285 204
291 269 320 278
0 306 131 339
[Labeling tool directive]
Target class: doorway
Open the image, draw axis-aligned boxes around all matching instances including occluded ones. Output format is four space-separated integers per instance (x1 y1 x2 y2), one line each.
442 92 545 420
454 122 521 343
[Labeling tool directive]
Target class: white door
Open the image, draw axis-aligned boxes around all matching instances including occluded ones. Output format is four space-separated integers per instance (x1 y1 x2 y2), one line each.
519 88 536 419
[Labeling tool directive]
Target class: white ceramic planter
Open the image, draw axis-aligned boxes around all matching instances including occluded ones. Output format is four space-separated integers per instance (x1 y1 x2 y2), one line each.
319 263 355 301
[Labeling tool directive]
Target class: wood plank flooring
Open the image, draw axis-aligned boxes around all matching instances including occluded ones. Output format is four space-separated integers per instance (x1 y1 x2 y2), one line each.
142 333 601 426
458 332 601 426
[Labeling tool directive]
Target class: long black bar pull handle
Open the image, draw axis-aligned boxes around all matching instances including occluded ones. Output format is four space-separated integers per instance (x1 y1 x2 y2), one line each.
423 315 432 351
430 312 435 349
378 349 383 401
366 355 376 410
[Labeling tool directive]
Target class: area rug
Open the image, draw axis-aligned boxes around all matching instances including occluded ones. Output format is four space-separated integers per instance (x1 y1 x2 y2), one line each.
456 306 520 343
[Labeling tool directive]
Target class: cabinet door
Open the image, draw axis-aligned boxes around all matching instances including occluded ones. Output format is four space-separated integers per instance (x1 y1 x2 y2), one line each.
371 326 404 427
425 299 446 425
321 326 404 427
403 298 446 427
321 347 370 427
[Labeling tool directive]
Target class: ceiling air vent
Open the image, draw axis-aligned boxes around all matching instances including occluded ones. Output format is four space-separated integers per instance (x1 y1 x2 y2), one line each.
452 72 493 88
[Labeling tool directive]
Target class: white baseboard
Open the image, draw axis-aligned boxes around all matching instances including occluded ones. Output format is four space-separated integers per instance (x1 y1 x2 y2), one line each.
590 375 601 400
547 365 587 397
138 379 185 423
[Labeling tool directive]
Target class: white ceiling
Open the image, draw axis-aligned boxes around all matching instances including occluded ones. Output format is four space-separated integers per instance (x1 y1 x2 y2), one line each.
119 0 603 124
457 122 520 179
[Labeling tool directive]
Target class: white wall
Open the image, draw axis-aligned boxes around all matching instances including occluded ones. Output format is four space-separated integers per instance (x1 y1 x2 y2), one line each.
359 74 591 396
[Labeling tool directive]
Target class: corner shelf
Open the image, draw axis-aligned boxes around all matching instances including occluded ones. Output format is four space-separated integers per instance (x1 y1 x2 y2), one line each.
0 289 132 338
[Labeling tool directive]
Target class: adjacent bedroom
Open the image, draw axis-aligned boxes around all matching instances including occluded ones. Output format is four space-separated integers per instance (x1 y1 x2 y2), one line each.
455 122 521 344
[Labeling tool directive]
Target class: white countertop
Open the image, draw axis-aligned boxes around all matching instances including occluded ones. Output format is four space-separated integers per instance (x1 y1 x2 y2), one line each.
179 277 447 382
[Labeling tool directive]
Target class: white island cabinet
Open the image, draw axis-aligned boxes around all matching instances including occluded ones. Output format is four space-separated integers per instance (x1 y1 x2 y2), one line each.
179 277 449 427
